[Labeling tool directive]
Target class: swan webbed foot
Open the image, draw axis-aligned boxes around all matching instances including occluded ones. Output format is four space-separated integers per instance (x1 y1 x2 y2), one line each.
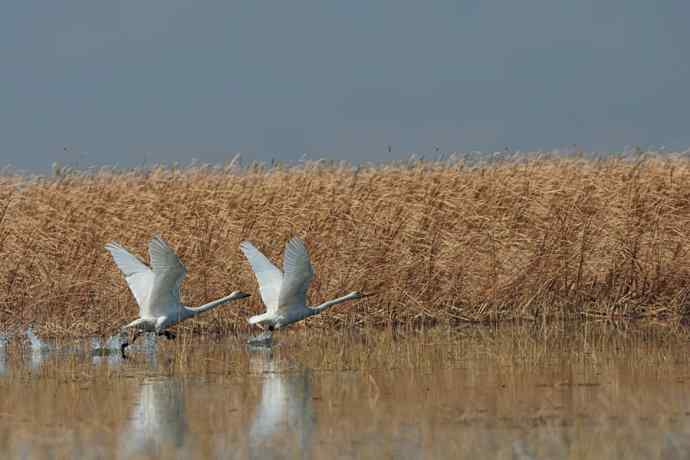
120 342 130 359
120 329 141 359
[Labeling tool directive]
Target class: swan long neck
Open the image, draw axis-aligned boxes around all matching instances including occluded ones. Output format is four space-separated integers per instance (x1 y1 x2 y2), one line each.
185 294 239 317
310 292 359 315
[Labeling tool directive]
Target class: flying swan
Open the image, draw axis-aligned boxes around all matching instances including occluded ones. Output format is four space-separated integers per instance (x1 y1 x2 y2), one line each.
240 237 369 345
106 235 250 357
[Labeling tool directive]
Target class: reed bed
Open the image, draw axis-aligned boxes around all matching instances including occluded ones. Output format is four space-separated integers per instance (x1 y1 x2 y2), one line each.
3 153 690 337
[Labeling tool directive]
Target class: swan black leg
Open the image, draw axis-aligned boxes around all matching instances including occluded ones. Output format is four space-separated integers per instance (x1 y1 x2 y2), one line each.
121 329 142 359
159 330 176 340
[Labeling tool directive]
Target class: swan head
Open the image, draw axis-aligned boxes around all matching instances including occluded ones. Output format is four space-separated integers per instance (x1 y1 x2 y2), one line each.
229 290 251 300
350 291 374 299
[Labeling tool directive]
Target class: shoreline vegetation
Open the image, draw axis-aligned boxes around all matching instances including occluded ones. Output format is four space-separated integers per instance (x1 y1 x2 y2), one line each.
3 152 690 337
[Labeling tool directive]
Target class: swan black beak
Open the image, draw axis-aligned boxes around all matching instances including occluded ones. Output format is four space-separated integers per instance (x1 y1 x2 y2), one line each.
360 292 377 299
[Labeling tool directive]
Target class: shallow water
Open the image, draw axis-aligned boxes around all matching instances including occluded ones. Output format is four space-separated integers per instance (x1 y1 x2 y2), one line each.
1 324 690 459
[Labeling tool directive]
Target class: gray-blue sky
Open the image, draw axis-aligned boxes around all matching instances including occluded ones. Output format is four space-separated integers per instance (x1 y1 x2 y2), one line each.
2 1 689 171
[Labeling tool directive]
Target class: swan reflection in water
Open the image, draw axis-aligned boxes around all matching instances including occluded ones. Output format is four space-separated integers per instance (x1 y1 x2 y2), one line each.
119 377 192 459
247 350 315 460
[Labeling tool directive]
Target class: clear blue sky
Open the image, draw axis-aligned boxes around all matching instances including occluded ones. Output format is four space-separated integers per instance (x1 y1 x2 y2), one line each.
2 1 689 171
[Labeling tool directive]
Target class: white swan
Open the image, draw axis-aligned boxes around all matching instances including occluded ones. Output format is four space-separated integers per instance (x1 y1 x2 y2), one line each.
240 237 369 343
106 235 250 357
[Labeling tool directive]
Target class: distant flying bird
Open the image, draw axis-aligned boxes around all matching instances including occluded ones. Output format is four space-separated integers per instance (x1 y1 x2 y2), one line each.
106 235 250 357
240 237 369 344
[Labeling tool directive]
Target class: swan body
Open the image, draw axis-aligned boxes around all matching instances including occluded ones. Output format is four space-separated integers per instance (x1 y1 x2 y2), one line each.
106 235 250 356
240 237 366 338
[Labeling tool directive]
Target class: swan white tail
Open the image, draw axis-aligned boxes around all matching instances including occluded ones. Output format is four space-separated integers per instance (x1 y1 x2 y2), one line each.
249 312 271 325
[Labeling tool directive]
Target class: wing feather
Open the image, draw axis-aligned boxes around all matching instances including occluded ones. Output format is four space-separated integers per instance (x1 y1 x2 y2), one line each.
147 236 187 317
105 242 153 316
278 238 314 312
240 241 283 313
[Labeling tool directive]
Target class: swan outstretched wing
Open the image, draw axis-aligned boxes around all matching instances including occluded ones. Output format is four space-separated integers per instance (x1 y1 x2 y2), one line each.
240 241 283 313
105 242 153 314
147 236 187 317
278 238 314 313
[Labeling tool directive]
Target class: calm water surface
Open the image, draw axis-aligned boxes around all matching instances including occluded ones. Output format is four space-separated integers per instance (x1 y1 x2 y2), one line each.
1 325 690 459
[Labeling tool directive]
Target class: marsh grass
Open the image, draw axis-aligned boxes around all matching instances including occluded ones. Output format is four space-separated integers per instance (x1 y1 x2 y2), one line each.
3 153 690 336
5 322 686 377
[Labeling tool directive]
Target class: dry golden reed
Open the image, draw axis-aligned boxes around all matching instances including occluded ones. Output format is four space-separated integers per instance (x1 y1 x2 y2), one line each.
2 153 690 337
